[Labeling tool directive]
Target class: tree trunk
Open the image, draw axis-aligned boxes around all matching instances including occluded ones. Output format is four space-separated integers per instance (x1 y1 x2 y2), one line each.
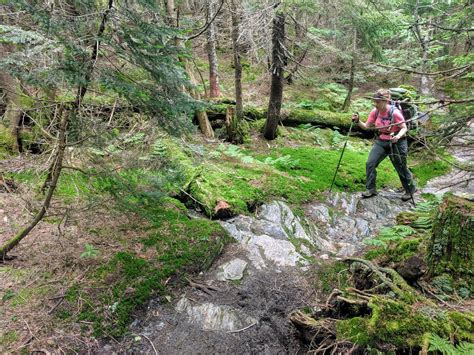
230 0 243 121
164 0 177 27
206 0 221 98
197 110 214 138
264 13 286 140
428 195 473 278
342 29 356 112
0 44 23 152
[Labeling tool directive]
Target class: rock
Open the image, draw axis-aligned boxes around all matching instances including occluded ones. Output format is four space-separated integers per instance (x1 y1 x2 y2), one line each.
307 205 331 224
246 234 306 269
258 201 312 242
216 258 248 281
176 297 257 332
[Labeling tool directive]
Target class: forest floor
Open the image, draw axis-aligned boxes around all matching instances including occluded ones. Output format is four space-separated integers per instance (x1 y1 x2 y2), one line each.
0 118 472 353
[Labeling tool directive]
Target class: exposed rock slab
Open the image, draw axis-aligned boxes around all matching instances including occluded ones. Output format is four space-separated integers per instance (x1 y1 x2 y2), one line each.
176 297 257 332
216 258 248 281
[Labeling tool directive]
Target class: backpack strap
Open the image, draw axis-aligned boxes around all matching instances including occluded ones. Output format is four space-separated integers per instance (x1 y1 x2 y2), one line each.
375 105 396 124
388 105 396 125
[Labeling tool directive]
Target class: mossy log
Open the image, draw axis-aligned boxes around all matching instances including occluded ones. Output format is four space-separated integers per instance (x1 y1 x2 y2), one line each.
159 137 239 218
204 103 358 132
428 195 474 281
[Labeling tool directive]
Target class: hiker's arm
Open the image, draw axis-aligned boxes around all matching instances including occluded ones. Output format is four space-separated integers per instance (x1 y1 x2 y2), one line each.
391 123 407 143
352 113 375 130
357 120 375 130
391 111 408 143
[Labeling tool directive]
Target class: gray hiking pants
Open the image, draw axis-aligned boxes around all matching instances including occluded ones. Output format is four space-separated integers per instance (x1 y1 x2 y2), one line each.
366 138 415 193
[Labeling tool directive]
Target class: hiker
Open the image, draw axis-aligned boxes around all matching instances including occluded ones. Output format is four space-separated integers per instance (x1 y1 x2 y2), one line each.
352 89 416 201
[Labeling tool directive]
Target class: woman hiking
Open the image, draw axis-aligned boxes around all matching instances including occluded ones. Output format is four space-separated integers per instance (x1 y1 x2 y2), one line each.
352 89 416 201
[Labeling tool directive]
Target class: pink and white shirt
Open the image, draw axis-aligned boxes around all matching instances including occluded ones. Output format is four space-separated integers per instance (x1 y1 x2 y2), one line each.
367 105 405 141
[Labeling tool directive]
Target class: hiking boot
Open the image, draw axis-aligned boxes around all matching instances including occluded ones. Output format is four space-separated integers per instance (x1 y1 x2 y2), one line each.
401 189 416 201
362 190 377 198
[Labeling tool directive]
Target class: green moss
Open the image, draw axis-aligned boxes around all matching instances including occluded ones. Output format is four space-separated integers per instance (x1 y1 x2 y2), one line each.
410 154 451 187
9 286 51 307
364 237 423 263
336 296 459 348
315 261 349 294
428 195 474 281
69 204 232 338
0 124 15 156
262 146 399 196
336 317 371 345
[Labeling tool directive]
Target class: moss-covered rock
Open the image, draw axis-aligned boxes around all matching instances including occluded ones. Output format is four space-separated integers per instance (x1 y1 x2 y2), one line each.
336 296 473 349
0 124 15 157
428 195 473 283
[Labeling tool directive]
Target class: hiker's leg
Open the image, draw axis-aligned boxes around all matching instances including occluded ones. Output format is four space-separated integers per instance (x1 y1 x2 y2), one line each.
389 138 415 193
366 140 387 192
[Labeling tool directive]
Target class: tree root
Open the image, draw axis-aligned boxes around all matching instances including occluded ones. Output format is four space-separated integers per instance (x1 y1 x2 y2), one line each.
345 257 417 303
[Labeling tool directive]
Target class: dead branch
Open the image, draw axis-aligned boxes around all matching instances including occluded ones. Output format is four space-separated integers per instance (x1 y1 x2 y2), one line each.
372 63 472 76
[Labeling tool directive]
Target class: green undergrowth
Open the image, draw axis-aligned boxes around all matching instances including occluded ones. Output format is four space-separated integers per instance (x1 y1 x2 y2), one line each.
309 196 474 351
105 129 454 218
364 198 441 263
59 199 231 338
6 169 93 203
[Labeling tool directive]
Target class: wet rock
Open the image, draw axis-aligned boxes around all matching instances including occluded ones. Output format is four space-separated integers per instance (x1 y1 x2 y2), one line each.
176 297 257 332
216 258 248 281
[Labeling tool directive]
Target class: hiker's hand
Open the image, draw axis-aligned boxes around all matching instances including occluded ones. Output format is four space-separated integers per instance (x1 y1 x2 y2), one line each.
391 135 400 143
351 113 359 123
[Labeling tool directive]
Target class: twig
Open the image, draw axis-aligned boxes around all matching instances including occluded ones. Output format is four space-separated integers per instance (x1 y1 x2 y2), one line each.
48 297 65 314
186 277 219 295
107 98 118 126
141 334 158 355
227 322 257 333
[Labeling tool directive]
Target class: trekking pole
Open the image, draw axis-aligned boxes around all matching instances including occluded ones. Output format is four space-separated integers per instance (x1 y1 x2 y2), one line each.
329 119 355 192
390 138 416 206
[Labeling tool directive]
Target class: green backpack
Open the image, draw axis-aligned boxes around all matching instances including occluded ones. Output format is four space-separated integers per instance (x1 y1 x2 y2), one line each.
389 87 419 133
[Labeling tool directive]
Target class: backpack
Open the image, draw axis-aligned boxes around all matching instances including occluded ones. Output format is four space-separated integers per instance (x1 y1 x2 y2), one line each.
388 87 419 133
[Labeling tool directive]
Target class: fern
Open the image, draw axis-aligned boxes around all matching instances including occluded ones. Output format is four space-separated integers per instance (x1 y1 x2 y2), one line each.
428 334 474 355
123 132 145 145
151 139 168 157
298 123 317 130
263 155 299 169
364 225 416 248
